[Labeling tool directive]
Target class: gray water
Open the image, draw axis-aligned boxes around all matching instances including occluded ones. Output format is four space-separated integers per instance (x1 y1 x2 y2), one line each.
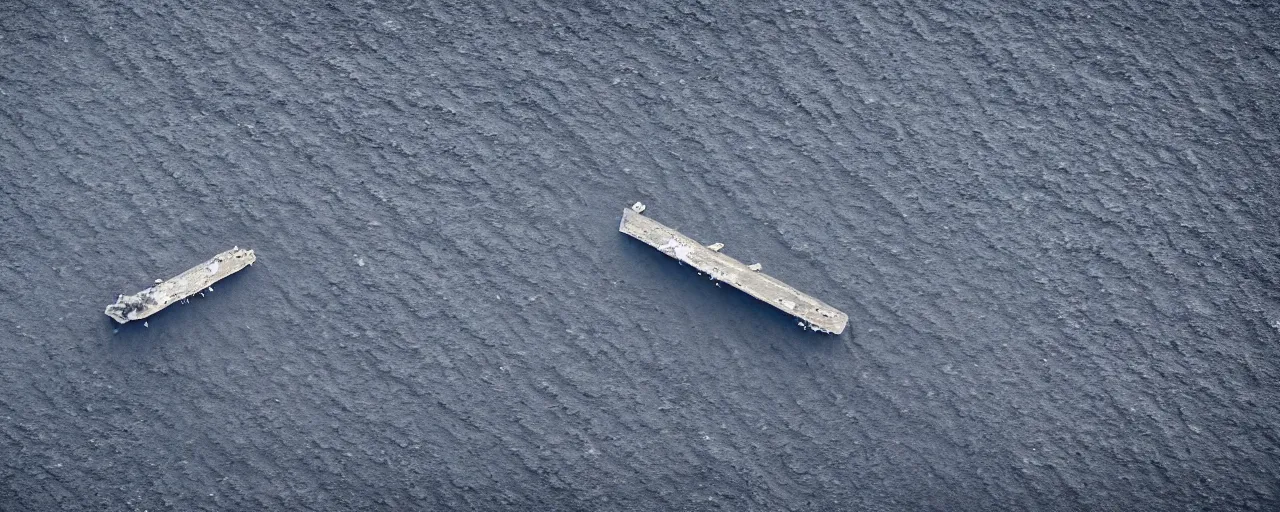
2 1 1278 510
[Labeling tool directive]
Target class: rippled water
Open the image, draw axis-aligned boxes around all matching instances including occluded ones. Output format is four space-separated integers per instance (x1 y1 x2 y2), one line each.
2 1 1278 509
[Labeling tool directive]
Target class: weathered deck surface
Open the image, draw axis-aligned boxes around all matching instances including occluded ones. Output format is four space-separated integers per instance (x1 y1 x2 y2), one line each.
105 248 256 323
620 206 847 334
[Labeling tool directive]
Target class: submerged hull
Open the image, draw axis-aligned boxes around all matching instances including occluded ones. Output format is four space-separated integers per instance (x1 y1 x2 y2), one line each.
619 205 847 334
105 247 256 323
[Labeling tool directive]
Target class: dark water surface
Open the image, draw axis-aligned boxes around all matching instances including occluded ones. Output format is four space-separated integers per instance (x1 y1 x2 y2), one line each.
3 1 1279 510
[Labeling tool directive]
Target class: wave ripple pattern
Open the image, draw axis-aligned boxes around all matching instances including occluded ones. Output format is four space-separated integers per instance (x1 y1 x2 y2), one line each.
2 1 1278 510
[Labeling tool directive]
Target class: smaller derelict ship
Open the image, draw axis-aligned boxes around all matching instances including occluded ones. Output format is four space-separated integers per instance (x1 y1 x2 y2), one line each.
105 247 256 323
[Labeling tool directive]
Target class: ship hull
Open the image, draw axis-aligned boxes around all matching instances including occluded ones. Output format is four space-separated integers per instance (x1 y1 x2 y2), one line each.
105 248 256 323
619 206 847 334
